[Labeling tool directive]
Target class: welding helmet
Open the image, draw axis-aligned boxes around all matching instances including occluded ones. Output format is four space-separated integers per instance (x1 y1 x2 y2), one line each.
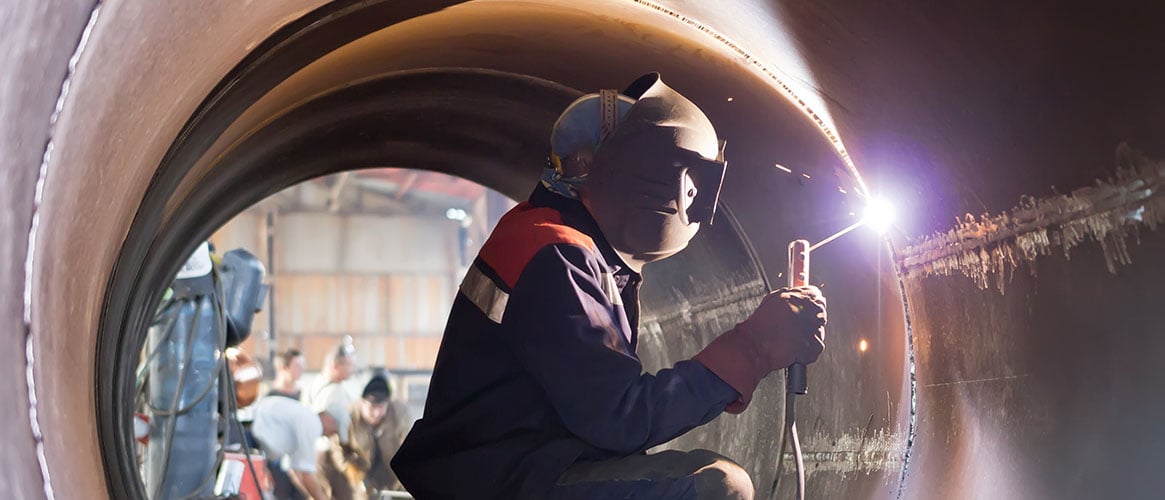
574 73 726 271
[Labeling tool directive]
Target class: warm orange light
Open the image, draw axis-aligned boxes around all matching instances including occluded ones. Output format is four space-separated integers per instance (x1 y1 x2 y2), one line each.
858 339 869 352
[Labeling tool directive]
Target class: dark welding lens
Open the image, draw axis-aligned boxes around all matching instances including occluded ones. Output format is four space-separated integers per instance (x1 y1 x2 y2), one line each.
673 148 726 225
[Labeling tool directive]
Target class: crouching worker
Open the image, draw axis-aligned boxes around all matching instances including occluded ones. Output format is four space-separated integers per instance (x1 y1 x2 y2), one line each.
392 73 827 499
252 392 339 500
338 374 412 498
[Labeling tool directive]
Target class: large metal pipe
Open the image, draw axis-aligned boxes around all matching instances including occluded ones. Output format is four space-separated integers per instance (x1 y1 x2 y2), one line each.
2 1 1164 499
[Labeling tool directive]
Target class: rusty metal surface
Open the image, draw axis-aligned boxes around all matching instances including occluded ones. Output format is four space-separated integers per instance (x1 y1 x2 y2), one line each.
2 0 1164 499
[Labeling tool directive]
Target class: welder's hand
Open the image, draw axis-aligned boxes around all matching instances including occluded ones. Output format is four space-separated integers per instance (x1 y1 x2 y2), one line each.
749 286 827 367
693 286 827 413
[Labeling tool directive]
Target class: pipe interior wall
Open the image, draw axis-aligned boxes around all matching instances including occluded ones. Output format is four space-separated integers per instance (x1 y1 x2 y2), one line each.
902 231 1165 499
0 1 98 497
2 0 1163 499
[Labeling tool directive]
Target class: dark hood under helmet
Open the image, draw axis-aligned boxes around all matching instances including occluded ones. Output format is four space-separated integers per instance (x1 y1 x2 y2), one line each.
577 73 726 272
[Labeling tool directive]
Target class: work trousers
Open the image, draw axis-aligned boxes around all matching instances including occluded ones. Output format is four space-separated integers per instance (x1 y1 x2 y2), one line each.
547 449 755 500
265 459 305 500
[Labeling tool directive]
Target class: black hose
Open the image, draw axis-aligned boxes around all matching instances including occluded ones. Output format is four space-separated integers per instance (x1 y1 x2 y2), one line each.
135 300 181 393
175 270 263 499
151 295 203 499
147 290 227 417
223 355 266 498
145 354 222 417
177 288 231 500
151 271 232 498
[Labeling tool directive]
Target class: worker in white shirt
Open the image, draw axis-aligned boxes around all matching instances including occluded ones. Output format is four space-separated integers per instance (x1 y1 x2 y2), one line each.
252 392 338 500
302 341 358 499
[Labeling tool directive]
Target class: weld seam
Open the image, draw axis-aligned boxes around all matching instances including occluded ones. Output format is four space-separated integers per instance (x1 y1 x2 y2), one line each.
899 149 1165 289
22 4 103 499
627 0 867 195
890 243 918 500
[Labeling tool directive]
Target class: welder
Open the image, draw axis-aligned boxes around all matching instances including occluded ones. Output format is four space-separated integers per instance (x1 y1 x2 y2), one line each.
392 73 827 500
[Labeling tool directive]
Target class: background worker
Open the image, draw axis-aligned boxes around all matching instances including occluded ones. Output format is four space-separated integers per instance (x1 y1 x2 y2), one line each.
303 342 358 499
392 72 827 499
270 348 306 400
252 391 339 500
338 374 413 498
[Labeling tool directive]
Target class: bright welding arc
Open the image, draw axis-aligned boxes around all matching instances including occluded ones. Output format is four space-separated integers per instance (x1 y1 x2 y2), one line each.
808 196 896 252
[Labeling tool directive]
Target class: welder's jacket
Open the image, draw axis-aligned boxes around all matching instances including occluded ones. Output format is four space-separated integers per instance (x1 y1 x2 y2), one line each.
391 185 738 499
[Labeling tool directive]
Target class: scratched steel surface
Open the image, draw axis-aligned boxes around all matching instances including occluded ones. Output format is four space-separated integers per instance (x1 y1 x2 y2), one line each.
901 232 1165 499
638 208 910 499
3 0 1165 498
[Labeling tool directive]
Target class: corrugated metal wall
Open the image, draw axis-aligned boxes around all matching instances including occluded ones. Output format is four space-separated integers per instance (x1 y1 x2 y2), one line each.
212 210 467 371
276 274 452 369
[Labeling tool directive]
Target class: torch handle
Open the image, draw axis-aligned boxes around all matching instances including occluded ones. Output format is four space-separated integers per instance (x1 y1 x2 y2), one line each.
787 240 810 395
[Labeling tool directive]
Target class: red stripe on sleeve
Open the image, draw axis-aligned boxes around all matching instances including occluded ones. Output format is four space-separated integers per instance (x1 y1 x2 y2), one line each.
479 203 596 288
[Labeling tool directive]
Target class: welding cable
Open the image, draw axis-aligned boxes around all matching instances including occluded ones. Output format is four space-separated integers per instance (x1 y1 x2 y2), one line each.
786 390 806 500
153 272 231 497
768 376 806 500
222 353 266 498
177 292 233 500
150 294 203 499
180 271 262 499
145 324 226 416
147 279 230 417
134 300 181 395
714 206 808 500
174 375 229 500
145 338 224 416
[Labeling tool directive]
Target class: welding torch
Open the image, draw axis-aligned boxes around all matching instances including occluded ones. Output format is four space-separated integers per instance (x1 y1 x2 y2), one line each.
778 227 867 500
773 197 895 500
786 218 863 394
786 239 811 395
777 239 811 500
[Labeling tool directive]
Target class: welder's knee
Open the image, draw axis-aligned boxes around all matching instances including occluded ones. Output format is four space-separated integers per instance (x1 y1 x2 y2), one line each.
690 449 755 500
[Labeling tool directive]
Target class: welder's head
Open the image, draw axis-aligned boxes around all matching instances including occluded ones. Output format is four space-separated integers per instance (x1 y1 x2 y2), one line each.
360 375 392 426
547 73 726 271
274 348 305 381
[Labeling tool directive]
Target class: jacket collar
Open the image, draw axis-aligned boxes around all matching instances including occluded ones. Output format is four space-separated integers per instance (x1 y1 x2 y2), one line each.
528 184 638 279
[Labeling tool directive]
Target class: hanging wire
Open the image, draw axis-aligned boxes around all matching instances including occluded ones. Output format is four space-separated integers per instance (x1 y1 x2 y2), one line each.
150 295 202 499
144 268 230 499
223 353 266 497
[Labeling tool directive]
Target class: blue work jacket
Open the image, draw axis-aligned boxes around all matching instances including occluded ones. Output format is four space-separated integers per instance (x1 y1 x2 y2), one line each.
392 185 738 499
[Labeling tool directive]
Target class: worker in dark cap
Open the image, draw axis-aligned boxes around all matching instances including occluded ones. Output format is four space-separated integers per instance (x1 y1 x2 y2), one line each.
337 374 412 499
392 73 827 499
